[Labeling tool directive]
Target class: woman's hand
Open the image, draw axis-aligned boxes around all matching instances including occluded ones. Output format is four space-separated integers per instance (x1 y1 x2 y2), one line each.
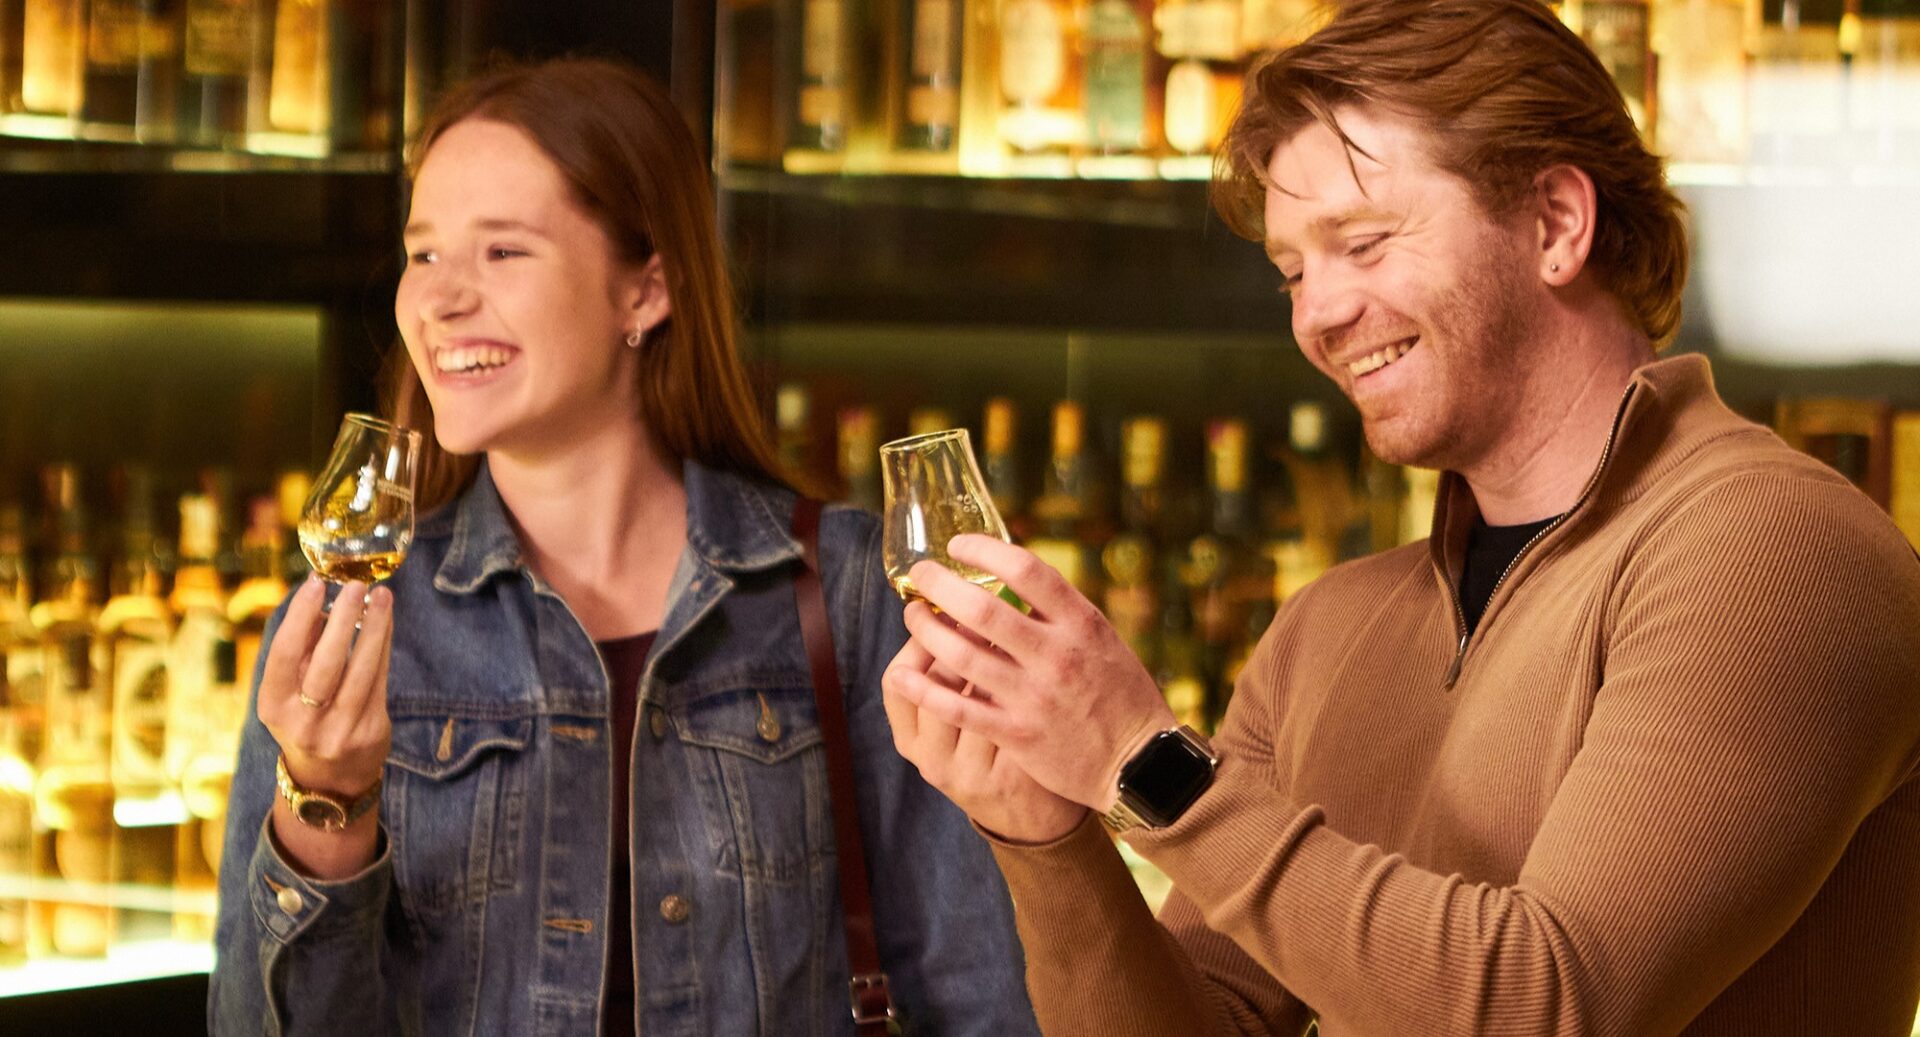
256 577 395 879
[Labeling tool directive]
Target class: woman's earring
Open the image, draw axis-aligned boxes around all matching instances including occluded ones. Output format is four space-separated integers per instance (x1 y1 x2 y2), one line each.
625 329 644 349
1550 263 1561 273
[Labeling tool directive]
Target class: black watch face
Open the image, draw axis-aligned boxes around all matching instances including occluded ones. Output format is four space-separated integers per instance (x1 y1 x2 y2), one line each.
1121 731 1215 828
297 798 348 829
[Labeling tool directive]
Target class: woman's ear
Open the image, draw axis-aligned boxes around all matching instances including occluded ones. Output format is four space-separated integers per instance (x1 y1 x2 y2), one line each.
623 254 672 342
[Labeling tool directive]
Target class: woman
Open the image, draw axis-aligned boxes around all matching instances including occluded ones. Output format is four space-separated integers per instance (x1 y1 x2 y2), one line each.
210 58 1037 1036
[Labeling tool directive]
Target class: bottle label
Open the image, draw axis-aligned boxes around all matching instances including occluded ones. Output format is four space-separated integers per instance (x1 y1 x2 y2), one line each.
907 85 958 128
803 0 844 80
1164 59 1217 154
1000 0 1066 104
111 638 169 784
912 0 956 79
1085 0 1147 149
87 0 143 68
1190 0 1241 60
186 0 254 78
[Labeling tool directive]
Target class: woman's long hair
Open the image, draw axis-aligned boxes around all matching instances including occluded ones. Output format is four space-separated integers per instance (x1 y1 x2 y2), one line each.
384 57 789 510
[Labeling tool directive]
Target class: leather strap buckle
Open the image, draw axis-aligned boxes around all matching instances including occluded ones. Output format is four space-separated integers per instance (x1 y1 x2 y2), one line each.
849 972 897 1027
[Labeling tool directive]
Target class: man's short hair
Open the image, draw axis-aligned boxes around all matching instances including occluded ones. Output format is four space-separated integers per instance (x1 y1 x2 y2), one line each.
1215 0 1689 345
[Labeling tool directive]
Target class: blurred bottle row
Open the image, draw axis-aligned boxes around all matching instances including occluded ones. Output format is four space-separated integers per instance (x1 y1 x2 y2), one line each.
0 0 396 153
785 385 1445 732
783 385 1920 733
0 463 309 965
721 0 1920 176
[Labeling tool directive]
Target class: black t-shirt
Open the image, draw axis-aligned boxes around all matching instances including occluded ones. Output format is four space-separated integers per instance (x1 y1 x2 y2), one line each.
596 630 658 1037
1460 515 1559 634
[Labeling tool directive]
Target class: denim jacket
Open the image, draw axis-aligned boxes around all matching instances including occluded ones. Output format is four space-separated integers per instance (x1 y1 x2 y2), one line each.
209 461 1039 1036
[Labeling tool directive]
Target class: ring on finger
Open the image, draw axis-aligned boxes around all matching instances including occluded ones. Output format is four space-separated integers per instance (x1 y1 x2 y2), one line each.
298 691 331 709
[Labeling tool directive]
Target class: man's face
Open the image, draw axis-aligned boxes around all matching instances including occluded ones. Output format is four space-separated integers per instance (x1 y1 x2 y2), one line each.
1264 106 1542 472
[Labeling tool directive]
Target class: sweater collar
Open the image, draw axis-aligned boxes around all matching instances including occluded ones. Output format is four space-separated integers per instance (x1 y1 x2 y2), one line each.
1428 352 1751 588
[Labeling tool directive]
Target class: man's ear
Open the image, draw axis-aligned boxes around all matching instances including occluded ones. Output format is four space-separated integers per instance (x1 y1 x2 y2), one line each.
1533 163 1598 287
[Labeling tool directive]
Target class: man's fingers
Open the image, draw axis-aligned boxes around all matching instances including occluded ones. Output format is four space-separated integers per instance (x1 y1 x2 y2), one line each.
908 549 1048 661
945 534 1087 631
902 602 1024 695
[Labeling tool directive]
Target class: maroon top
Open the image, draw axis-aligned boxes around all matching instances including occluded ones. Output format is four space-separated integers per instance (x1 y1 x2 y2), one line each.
596 630 657 1037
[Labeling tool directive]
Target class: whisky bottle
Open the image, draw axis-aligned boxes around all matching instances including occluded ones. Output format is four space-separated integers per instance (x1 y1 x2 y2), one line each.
1026 401 1101 597
1558 0 1655 137
179 0 257 146
169 495 235 942
0 508 36 966
1239 0 1326 52
1650 0 1747 164
776 383 820 491
20 0 84 116
1185 419 1268 712
997 0 1084 154
29 465 110 959
895 0 963 151
981 397 1031 541
226 495 286 693
101 474 180 946
1890 411 1920 551
81 0 184 141
1847 0 1920 167
1264 402 1339 602
1102 417 1167 665
1156 0 1243 155
838 406 884 512
1083 0 1150 156
907 405 953 438
1155 562 1211 732
276 469 312 586
167 495 229 794
0 504 44 778
791 0 852 153
1747 0 1846 167
2 0 24 113
266 0 324 135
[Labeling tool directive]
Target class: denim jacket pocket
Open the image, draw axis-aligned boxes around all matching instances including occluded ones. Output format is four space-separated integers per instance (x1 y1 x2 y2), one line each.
673 684 832 885
384 708 535 919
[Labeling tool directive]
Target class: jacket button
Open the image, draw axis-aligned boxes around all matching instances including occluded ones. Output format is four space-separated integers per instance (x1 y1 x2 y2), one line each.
647 707 668 741
276 887 304 915
659 894 691 924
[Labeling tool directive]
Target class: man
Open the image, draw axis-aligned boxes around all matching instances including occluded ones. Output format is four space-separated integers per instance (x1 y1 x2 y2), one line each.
879 1 1920 1034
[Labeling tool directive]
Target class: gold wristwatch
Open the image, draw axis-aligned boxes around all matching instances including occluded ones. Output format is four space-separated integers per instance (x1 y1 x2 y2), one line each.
276 755 382 832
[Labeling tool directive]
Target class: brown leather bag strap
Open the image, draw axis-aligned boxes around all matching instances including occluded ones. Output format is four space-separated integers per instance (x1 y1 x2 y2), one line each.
791 497 897 1035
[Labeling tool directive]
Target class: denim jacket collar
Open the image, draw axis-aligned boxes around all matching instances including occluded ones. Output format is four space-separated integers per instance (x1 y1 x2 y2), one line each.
429 458 803 597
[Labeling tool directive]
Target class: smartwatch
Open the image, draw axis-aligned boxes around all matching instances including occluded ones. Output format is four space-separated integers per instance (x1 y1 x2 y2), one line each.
1101 725 1219 833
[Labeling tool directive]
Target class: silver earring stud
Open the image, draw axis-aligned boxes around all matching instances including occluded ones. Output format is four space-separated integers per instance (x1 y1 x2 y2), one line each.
1550 263 1561 273
625 329 643 348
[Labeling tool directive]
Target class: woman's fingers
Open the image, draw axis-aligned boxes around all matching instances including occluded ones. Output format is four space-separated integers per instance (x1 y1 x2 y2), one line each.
330 586 394 729
297 582 372 709
260 578 327 715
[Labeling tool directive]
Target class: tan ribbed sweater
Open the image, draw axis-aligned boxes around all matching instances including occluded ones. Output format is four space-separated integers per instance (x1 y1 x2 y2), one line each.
988 355 1920 1036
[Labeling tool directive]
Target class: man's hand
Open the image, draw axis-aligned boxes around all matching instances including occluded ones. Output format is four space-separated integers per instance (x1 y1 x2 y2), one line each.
887 534 1176 812
882 631 1088 844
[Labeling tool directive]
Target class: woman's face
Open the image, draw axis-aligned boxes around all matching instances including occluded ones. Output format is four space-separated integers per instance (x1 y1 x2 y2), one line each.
396 118 662 458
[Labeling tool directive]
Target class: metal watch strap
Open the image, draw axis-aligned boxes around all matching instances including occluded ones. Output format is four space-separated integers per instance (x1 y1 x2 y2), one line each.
1103 725 1217 834
276 754 381 831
